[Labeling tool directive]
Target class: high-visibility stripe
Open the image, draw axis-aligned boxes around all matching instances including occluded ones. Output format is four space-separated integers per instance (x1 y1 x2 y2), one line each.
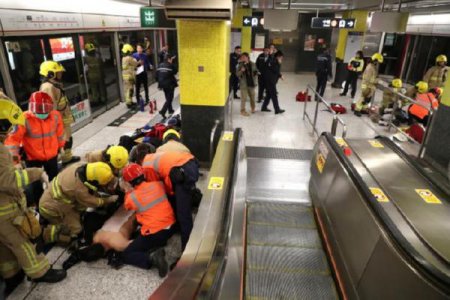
21 243 35 267
25 116 58 139
143 153 163 175
130 192 168 213
0 261 19 273
39 206 59 218
157 67 173 72
15 170 28 188
97 198 104 207
51 177 72 204
51 225 57 242
0 203 17 216
23 258 49 276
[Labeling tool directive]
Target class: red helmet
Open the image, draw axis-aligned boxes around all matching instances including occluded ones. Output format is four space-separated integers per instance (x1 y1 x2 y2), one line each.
122 163 144 183
29 91 53 114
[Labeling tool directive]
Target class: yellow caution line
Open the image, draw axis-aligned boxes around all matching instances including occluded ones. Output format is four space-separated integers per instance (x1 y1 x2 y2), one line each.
248 265 331 276
247 221 316 230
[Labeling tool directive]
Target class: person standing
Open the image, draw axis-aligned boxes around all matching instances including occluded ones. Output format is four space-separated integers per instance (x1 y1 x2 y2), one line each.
5 92 65 206
261 51 285 115
229 46 241 99
158 45 169 64
84 43 106 105
340 50 364 98
156 56 178 119
133 45 151 104
121 44 139 109
256 47 270 103
39 61 80 166
315 48 333 100
236 52 258 116
423 54 448 89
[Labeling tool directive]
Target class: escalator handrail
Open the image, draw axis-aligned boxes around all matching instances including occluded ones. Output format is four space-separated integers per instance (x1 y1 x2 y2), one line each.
322 133 450 292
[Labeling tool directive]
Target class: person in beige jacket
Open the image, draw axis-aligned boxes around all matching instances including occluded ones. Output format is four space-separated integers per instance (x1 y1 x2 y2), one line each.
157 129 191 154
121 44 139 108
423 55 448 89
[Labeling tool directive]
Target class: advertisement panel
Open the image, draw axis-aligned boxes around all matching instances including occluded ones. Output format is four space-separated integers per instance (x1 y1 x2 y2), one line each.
50 37 75 61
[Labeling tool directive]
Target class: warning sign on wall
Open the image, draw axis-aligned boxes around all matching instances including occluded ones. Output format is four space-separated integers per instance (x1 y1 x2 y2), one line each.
208 177 224 190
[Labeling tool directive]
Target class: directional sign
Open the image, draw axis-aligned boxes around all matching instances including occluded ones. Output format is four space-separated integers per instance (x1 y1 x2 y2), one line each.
243 16 264 27
140 7 175 28
311 17 356 29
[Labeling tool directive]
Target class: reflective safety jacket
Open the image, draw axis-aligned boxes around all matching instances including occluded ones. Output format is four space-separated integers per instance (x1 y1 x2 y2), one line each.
361 63 378 90
348 57 364 73
124 181 175 235
122 55 138 82
40 81 74 126
142 151 194 195
0 142 42 219
156 140 191 154
423 66 448 89
409 92 439 120
5 111 65 161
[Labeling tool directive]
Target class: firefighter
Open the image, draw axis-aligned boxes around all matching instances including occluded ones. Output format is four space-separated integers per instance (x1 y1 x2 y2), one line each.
408 81 439 125
423 54 448 89
142 151 199 251
121 44 139 109
120 163 174 276
354 53 384 116
0 98 66 297
39 60 80 166
156 129 190 154
84 43 106 104
5 91 65 206
85 145 129 175
376 79 403 126
39 162 117 245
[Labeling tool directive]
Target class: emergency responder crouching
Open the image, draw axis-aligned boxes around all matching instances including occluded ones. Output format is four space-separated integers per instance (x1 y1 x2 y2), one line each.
39 162 117 245
85 145 129 175
423 54 448 89
39 60 80 166
156 129 191 154
120 163 174 276
408 81 439 126
5 91 65 206
354 53 384 116
376 79 403 126
142 151 200 251
0 98 66 297
122 44 139 109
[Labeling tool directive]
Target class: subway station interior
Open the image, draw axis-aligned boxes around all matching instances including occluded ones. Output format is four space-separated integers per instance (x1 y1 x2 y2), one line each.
0 0 450 299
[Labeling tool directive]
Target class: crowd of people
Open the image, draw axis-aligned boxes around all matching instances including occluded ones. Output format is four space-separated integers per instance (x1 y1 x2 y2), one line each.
0 59 201 297
230 44 286 116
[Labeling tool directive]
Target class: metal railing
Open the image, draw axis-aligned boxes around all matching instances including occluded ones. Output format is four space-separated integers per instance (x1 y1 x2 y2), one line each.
303 84 347 138
210 119 220 163
376 81 437 158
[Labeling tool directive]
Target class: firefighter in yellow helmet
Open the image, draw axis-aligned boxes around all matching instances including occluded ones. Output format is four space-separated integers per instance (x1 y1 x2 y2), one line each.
0 97 66 297
423 55 448 89
84 43 106 105
85 145 129 173
39 162 117 245
380 78 403 114
156 129 191 153
354 53 384 117
39 60 80 166
121 44 139 109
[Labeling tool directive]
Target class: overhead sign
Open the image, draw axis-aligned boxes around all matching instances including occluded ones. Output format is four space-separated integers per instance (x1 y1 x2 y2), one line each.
243 16 264 27
311 17 356 29
140 7 175 28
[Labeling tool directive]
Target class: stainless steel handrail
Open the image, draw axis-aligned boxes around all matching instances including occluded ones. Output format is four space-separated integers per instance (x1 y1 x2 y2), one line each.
210 119 220 163
303 84 347 138
226 92 233 131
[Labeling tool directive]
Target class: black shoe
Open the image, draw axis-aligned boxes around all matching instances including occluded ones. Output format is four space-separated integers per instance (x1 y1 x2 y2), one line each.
354 111 362 117
275 109 285 114
257 100 262 103
145 100 150 105
107 251 124 270
339 93 346 96
150 248 168 278
62 156 80 167
126 103 136 109
33 268 66 283
5 270 25 296
261 108 271 112
351 95 355 99
234 95 240 99
159 111 166 119
168 110 175 114
63 252 81 270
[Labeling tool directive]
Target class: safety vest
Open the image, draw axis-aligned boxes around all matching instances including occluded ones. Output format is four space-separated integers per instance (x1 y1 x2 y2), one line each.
142 151 194 195
124 181 175 235
409 93 439 120
5 111 65 161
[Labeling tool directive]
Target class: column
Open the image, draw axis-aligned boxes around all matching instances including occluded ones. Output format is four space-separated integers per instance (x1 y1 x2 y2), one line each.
232 8 252 53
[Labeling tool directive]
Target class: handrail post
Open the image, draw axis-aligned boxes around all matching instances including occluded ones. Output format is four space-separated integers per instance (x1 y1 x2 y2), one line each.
210 119 220 163
312 96 320 134
303 89 308 120
331 116 338 136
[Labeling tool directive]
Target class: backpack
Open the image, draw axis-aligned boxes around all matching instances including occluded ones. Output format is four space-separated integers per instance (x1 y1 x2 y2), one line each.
296 90 311 102
330 103 347 114
144 123 167 140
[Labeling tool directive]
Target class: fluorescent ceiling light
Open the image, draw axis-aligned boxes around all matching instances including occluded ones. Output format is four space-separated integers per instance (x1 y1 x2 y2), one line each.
279 2 348 6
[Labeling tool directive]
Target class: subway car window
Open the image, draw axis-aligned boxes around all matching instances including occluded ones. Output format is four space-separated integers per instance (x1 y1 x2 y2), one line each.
80 33 120 113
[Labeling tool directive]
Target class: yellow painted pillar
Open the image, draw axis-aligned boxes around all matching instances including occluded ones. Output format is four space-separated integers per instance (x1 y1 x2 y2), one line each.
335 10 369 60
177 20 230 162
441 77 450 107
232 8 252 52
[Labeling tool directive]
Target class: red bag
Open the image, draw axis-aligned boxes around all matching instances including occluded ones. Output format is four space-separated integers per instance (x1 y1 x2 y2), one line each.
406 124 425 144
296 91 311 102
144 123 167 140
330 103 347 114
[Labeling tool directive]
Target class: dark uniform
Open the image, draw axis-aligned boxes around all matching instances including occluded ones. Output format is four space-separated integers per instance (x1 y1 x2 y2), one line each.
256 52 269 102
262 57 283 113
156 61 178 117
341 56 364 98
315 52 333 99
229 52 240 97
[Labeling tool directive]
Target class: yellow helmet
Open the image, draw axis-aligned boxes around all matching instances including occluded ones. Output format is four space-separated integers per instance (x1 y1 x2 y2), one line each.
436 54 447 63
86 162 114 186
415 81 429 94
391 78 402 88
122 44 134 54
39 60 65 78
162 129 180 141
371 53 384 63
106 145 129 169
85 43 96 53
0 98 25 133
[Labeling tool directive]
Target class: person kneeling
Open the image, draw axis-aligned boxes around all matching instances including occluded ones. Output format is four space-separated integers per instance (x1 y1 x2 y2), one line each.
121 163 175 277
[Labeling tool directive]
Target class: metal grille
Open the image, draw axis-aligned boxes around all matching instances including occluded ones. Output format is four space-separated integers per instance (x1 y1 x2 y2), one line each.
246 147 313 160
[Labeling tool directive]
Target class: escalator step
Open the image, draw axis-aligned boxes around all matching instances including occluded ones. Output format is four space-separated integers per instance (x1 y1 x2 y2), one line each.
248 203 316 229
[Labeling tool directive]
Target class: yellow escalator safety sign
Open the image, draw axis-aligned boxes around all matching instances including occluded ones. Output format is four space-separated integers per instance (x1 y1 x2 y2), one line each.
335 137 348 148
222 131 234 141
368 140 384 148
415 189 442 204
316 153 326 174
370 187 390 202
208 177 224 190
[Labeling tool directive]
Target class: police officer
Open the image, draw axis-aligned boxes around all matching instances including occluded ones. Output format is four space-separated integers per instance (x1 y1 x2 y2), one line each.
84 43 106 104
158 45 169 64
315 48 333 100
354 53 384 116
261 51 285 115
256 47 270 103
121 44 139 109
0 98 66 297
156 55 178 119
340 50 364 98
423 54 448 89
39 61 80 166
229 46 242 99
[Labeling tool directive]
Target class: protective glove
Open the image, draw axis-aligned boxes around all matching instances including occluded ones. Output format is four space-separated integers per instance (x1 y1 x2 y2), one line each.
40 169 49 190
